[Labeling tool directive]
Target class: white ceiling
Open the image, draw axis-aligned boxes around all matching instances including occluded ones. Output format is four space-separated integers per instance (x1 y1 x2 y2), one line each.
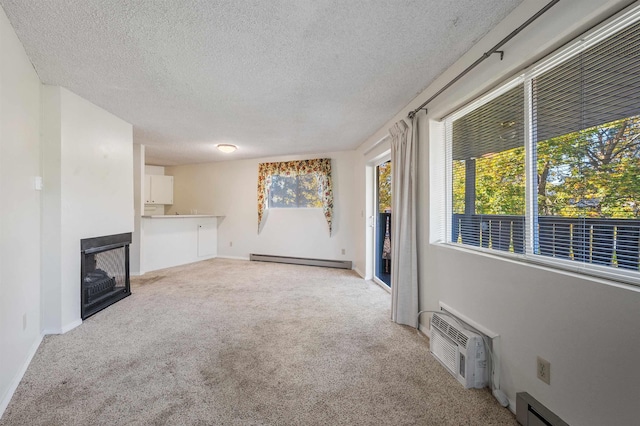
1 0 523 165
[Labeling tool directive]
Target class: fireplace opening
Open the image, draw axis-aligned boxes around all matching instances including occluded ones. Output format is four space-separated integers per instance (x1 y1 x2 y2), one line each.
81 233 131 320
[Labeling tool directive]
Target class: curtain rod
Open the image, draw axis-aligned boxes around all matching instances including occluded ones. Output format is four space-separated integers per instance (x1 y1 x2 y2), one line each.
407 0 560 119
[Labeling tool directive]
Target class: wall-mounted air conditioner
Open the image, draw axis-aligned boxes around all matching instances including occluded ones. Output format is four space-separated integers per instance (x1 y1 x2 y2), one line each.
430 312 488 389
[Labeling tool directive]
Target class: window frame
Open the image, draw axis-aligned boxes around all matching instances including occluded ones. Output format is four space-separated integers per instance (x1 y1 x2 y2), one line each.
442 5 640 287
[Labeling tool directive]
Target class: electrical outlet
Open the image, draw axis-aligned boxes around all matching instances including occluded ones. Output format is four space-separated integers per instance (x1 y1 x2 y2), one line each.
229 241 233 247
537 356 551 384
23 313 27 330
341 249 346 255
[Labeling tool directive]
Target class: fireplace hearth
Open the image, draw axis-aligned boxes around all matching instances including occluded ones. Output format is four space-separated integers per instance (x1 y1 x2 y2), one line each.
81 233 131 319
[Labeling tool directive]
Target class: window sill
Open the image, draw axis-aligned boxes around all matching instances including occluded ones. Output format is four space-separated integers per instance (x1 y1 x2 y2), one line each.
434 241 640 293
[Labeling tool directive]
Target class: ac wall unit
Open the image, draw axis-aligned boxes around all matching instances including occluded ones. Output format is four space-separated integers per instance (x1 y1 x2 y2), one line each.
430 312 488 389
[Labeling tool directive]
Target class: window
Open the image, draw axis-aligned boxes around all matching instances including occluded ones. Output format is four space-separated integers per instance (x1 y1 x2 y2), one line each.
269 174 322 208
378 161 392 213
446 10 640 285
257 158 333 233
451 84 525 252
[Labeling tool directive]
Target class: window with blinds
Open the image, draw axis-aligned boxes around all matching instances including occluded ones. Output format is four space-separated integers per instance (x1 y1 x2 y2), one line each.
446 9 640 285
451 85 525 253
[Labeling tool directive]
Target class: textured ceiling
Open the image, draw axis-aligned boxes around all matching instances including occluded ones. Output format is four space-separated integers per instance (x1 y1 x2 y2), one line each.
1 0 523 165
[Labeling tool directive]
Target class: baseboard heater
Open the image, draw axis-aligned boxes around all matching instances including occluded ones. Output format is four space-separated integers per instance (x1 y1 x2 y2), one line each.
250 253 352 269
516 392 568 426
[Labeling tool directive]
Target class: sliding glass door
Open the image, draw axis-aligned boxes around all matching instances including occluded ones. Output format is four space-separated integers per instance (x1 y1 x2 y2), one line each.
375 160 392 287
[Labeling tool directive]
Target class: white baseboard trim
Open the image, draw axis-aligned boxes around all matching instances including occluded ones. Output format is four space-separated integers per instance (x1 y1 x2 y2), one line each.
216 255 250 261
418 322 431 339
42 318 82 336
353 267 365 278
61 319 82 334
0 333 43 418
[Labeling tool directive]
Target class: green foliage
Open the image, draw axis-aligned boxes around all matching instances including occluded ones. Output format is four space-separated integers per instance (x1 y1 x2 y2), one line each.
452 116 640 219
537 116 640 218
475 148 525 215
452 160 466 214
270 174 323 208
378 161 392 213
452 148 526 215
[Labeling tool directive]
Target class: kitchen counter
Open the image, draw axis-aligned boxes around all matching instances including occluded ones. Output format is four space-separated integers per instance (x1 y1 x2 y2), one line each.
140 215 220 273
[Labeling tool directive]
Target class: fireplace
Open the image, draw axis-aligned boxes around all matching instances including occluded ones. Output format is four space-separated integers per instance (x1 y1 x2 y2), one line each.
81 232 131 320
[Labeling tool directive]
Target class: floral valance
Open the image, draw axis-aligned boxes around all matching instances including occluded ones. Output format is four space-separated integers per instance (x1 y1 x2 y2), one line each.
257 158 333 234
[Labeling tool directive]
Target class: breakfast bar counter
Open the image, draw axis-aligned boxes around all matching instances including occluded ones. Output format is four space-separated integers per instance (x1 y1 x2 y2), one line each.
140 215 223 273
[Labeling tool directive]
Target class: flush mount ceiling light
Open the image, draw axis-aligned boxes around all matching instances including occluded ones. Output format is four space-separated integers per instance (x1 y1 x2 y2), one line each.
217 144 237 153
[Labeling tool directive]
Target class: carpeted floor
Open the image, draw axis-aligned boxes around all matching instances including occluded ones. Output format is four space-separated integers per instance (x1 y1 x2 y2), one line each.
1 259 517 425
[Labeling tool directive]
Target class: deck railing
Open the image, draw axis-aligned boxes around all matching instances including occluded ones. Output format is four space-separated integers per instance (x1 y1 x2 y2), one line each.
452 214 640 271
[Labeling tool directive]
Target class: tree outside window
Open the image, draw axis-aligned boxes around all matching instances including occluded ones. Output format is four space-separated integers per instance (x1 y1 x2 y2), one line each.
269 174 323 208
378 161 392 213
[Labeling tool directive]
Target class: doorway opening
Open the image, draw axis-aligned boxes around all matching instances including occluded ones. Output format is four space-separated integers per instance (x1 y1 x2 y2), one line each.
375 160 391 287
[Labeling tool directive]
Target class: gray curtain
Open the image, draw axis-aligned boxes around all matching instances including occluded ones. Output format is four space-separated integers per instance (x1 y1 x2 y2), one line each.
389 118 418 327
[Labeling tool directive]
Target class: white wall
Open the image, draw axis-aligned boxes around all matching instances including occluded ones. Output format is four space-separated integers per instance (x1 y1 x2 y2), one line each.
165 163 214 216
40 86 63 332
131 144 145 275
166 150 357 262
0 5 43 415
145 165 165 175
352 139 392 278
354 1 640 425
41 86 134 333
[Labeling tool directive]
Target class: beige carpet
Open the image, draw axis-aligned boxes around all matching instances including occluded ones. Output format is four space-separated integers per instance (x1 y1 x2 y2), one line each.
1 259 517 425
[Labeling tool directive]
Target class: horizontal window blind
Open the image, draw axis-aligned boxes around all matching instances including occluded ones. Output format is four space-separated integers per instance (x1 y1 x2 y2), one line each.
452 85 525 161
534 21 640 140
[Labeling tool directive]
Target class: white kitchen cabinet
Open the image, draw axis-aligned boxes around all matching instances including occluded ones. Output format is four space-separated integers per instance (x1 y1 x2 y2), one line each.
144 175 152 204
145 174 173 205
